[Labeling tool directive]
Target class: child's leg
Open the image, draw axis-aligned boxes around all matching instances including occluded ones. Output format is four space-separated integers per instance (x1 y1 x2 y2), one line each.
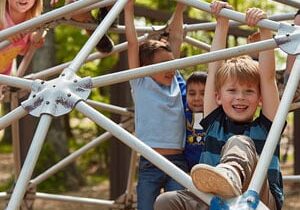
220 135 277 209
154 190 208 210
191 135 277 209
137 157 164 210
164 154 188 191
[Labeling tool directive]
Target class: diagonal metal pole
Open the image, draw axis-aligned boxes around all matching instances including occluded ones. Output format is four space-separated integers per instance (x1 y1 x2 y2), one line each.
185 12 295 33
75 101 269 209
0 106 28 130
29 119 133 188
0 40 10 50
177 0 281 31
34 192 122 208
0 75 33 90
0 0 115 50
62 0 128 79
86 99 134 117
272 0 300 9
75 101 217 205
184 36 211 51
92 37 280 88
0 0 100 42
6 114 52 210
249 56 300 194
25 35 148 80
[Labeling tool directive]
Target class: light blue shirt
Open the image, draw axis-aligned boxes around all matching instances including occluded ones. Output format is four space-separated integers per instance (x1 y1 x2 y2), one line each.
130 73 186 149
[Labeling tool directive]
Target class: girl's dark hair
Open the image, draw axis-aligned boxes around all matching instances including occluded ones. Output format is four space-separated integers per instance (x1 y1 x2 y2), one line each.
295 9 300 17
139 40 172 66
186 72 207 88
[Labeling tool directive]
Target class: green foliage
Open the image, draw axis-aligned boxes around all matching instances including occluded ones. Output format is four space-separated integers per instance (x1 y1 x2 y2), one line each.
137 0 177 11
34 143 71 193
0 143 12 153
0 176 13 192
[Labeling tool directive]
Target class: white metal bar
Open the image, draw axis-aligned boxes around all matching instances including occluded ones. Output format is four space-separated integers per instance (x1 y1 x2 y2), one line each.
0 40 10 50
273 0 300 9
62 13 294 34
26 42 130 80
29 119 133 187
0 106 28 130
0 74 33 90
0 0 100 41
35 192 121 207
176 0 281 31
0 192 8 199
76 101 269 209
75 101 212 205
92 37 278 88
86 99 134 117
283 175 300 182
249 56 300 194
185 13 295 32
63 0 128 78
25 35 148 81
184 36 211 51
66 0 116 20
6 114 52 210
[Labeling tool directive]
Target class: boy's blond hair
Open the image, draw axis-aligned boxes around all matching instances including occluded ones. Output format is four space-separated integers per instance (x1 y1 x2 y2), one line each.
0 0 43 28
215 55 260 92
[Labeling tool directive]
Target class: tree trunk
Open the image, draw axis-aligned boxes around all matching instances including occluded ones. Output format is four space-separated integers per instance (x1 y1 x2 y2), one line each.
109 12 133 200
294 110 300 174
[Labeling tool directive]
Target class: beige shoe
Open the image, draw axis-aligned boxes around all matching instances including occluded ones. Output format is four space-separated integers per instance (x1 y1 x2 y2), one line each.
191 164 242 199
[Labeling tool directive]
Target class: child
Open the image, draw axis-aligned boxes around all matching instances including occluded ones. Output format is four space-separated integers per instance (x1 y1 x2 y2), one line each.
0 0 43 100
281 10 300 102
125 1 188 210
50 0 114 53
0 0 43 75
154 2 283 210
184 72 207 171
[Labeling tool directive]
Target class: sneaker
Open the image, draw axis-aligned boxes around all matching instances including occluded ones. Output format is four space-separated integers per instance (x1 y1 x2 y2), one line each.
95 7 115 53
191 164 242 199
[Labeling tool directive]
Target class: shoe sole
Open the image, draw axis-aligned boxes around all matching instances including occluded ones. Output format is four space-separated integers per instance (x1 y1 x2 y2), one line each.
191 164 240 199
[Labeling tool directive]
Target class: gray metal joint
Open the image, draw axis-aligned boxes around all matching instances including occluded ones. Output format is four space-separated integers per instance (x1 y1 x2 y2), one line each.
275 23 300 55
21 75 92 117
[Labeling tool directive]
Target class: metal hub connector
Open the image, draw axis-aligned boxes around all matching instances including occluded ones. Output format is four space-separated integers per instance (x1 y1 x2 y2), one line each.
21 74 92 117
275 23 300 55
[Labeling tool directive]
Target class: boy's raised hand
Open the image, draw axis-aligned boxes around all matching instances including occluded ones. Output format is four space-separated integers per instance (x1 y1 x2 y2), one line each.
245 8 267 26
210 1 232 18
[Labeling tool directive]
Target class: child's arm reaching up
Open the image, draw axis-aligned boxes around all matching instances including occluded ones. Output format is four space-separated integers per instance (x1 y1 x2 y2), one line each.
166 3 186 59
125 0 139 69
246 8 279 121
204 1 231 117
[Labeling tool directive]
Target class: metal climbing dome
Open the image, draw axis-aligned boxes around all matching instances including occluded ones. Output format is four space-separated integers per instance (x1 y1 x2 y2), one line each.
0 0 300 209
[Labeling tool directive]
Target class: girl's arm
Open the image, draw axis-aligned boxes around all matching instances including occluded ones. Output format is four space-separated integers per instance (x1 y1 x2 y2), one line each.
125 0 139 69
203 1 230 117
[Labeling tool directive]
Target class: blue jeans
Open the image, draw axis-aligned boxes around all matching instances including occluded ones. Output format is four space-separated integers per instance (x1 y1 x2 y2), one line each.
137 154 188 210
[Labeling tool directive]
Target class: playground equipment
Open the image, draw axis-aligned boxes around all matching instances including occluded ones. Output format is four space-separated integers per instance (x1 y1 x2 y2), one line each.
0 0 300 209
